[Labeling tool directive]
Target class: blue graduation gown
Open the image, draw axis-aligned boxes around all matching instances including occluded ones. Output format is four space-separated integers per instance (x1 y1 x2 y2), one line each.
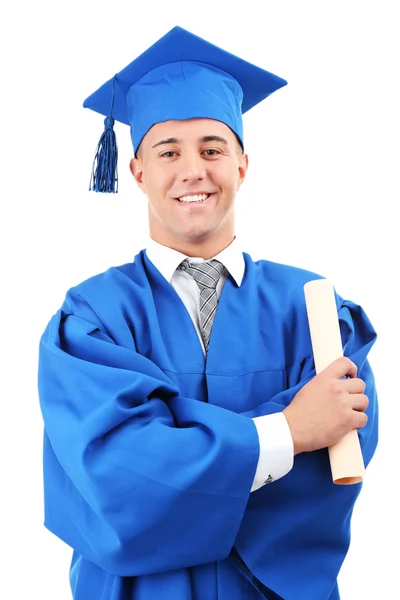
38 251 378 600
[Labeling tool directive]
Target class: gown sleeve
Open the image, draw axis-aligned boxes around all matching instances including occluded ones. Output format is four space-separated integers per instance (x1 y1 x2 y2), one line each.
38 289 259 577
243 295 378 467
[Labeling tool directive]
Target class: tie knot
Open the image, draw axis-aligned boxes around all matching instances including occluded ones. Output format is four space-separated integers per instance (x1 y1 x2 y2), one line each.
178 258 225 290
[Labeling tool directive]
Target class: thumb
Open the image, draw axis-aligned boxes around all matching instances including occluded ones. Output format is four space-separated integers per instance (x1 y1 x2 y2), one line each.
322 356 357 379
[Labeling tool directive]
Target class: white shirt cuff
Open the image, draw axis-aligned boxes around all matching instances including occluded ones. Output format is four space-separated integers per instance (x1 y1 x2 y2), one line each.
251 413 294 492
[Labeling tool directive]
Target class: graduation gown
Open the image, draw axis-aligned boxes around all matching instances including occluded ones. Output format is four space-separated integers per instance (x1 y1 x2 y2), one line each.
38 250 378 600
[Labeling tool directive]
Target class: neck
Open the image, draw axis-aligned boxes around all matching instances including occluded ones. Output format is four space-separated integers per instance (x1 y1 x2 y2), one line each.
150 232 235 259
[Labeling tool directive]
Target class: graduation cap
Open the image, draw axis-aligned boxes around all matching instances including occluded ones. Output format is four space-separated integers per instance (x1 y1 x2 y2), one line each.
83 25 287 193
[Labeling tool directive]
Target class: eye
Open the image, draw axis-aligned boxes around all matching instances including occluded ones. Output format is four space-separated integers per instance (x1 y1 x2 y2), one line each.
160 150 178 158
203 148 221 157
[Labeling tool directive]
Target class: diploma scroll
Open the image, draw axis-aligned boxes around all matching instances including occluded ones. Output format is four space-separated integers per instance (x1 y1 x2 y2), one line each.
304 279 364 485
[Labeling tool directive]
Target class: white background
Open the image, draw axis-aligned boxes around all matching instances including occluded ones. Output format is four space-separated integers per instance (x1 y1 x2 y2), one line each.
2 1 399 598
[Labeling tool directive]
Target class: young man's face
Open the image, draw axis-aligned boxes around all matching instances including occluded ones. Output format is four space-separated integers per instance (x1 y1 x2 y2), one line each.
130 118 248 256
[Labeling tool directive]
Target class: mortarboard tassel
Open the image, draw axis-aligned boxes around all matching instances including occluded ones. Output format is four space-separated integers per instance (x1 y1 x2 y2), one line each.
89 78 118 193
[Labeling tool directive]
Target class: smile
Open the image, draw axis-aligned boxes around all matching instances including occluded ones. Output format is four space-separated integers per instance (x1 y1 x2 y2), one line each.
176 194 210 203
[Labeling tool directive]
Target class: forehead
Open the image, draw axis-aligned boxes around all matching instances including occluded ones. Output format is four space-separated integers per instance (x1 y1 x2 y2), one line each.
143 118 237 146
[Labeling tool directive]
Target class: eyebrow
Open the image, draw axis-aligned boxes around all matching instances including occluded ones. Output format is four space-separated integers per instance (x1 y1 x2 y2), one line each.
151 135 229 148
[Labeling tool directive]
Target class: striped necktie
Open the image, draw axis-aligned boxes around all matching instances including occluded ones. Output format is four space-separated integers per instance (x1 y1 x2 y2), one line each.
178 258 226 351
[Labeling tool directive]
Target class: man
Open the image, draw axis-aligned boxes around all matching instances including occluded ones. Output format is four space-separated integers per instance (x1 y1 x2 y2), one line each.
37 26 378 600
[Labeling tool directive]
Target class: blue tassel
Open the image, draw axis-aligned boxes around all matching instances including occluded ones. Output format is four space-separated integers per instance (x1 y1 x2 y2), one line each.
89 115 118 193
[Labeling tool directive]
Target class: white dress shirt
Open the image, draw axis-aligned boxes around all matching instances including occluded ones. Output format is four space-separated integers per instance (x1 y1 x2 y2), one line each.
146 237 294 492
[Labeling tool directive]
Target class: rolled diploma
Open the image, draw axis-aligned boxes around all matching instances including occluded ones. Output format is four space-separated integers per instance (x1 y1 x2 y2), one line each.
304 279 364 485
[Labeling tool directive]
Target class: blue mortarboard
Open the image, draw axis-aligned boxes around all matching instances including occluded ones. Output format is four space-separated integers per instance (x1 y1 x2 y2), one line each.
84 26 287 193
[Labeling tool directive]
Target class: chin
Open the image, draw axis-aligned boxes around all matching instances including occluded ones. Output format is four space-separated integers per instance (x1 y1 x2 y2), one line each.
182 228 215 243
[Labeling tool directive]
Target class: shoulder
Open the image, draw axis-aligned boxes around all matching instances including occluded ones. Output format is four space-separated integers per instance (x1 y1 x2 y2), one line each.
241 252 334 320
63 251 148 312
244 251 325 289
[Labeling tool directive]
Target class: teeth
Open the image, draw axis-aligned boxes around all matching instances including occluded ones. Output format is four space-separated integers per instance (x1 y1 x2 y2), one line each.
178 194 209 203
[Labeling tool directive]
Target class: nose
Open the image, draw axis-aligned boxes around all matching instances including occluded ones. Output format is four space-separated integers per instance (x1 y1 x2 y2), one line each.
179 151 206 183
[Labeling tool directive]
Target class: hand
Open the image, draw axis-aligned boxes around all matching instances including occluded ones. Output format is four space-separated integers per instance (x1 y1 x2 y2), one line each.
283 357 369 455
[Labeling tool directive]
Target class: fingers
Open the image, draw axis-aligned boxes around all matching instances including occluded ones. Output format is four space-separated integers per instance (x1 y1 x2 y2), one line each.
324 356 358 379
351 393 369 412
353 410 368 429
351 392 369 430
344 377 366 394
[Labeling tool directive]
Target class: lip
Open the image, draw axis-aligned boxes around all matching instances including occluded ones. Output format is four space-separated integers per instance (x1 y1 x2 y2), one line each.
174 192 214 201
174 192 216 207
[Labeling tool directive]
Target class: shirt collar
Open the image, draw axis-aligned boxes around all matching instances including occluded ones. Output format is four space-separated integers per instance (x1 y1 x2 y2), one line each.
145 237 245 286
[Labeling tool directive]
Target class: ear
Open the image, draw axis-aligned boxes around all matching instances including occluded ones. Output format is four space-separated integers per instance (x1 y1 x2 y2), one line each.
130 158 146 193
237 152 249 190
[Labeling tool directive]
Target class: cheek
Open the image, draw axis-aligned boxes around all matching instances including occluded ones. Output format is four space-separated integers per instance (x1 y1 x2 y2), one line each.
212 161 239 185
217 170 239 194
143 166 172 195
